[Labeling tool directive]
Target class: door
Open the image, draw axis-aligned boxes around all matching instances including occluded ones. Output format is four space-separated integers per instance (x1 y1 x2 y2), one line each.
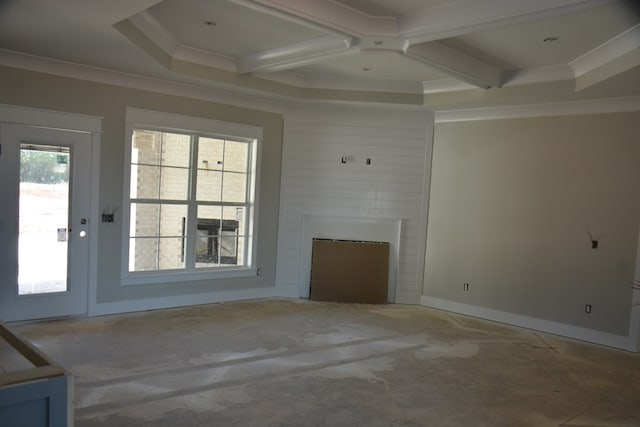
0 124 92 321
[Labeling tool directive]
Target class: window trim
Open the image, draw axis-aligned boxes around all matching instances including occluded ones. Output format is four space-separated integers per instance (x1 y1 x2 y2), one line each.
121 108 262 285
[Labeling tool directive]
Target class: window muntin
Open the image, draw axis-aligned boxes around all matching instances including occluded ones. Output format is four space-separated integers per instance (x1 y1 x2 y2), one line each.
126 124 256 279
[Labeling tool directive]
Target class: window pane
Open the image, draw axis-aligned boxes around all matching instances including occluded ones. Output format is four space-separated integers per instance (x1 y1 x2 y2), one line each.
158 237 186 270
130 237 185 271
198 137 224 171
220 210 240 266
196 170 222 202
159 167 189 200
224 140 249 172
129 237 158 272
196 236 217 267
219 233 239 265
18 146 70 295
222 172 246 203
195 205 222 268
161 133 191 168
223 206 246 235
159 204 187 238
220 236 245 266
132 130 161 165
198 205 222 220
193 205 243 268
131 165 160 199
130 203 160 237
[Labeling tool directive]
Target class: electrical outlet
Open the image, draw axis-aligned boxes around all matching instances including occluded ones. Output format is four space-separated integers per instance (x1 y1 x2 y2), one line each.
585 304 592 314
463 282 469 292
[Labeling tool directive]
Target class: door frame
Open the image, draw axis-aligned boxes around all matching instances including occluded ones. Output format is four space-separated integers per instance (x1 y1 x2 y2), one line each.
0 103 101 319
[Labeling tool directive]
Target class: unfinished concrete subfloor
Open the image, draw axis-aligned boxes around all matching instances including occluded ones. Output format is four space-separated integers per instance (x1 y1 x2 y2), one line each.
8 299 640 426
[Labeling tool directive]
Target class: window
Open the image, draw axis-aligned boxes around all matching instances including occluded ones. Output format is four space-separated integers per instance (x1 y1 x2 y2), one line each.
123 109 261 284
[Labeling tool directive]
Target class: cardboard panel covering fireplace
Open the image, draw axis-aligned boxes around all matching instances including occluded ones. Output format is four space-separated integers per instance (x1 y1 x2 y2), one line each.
310 238 389 304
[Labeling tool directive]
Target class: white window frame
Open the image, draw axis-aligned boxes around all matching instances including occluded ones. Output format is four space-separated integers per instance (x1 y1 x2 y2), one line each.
121 108 261 285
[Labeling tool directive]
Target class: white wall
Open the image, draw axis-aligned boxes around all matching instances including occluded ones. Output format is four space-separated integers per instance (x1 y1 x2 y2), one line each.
276 103 433 304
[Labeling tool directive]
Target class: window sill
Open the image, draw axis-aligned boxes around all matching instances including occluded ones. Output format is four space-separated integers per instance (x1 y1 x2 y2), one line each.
122 267 258 286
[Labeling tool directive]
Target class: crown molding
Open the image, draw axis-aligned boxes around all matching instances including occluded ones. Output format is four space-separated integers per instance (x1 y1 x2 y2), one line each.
173 45 237 72
0 49 286 114
4 48 637 120
435 96 640 122
261 69 422 94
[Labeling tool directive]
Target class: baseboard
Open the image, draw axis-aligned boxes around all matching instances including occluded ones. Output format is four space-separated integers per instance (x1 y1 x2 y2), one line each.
395 289 421 305
421 296 638 352
275 286 301 298
89 286 277 317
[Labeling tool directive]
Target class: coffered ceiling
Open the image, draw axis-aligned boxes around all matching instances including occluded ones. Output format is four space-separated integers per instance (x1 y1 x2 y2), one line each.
0 0 639 107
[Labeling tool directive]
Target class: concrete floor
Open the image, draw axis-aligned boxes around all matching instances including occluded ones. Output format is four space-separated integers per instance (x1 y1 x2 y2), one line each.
5 299 640 426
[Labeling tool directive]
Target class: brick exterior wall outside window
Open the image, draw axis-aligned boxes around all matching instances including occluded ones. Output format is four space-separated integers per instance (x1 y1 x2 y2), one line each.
129 129 251 272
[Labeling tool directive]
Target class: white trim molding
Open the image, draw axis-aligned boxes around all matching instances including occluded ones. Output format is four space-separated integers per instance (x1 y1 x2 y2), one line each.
121 108 262 286
89 286 276 316
421 296 639 352
435 96 640 122
0 103 102 132
0 103 102 320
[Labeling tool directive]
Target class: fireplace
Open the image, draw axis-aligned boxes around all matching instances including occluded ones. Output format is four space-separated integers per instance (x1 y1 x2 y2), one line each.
310 239 390 303
300 215 401 302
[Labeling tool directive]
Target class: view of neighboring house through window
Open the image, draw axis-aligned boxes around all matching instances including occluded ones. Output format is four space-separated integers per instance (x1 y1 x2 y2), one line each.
126 119 257 281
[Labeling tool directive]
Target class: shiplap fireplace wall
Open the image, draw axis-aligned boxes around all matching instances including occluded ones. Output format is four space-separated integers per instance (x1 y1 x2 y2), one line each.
275 104 434 304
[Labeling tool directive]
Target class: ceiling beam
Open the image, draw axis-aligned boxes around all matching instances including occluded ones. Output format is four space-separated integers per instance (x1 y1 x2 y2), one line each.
575 47 640 91
571 24 640 90
238 35 356 74
404 42 505 89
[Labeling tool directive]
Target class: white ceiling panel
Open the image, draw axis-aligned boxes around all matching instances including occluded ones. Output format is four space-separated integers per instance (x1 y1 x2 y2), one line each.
334 0 449 17
441 2 639 70
0 0 164 74
149 0 326 56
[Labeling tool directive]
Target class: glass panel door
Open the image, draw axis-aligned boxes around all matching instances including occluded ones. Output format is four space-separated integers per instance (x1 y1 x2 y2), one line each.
18 145 71 295
0 124 92 322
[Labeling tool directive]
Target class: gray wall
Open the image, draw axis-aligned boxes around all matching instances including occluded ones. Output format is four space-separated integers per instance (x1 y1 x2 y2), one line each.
424 112 640 335
0 65 283 304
